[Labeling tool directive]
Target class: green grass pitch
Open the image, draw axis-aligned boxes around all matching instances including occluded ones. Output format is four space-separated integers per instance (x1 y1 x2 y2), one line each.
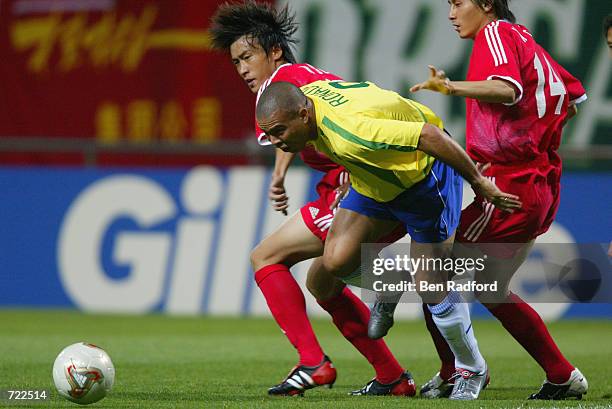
1 310 611 408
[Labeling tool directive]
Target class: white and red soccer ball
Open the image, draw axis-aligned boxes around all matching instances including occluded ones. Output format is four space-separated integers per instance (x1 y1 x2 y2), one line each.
52 342 115 405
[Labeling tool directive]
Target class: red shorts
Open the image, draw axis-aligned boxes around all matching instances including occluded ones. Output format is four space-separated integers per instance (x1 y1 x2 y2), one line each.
457 161 560 257
300 168 347 242
301 168 406 243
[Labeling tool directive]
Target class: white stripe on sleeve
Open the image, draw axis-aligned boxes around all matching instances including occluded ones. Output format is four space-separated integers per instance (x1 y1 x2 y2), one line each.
484 26 500 67
488 26 504 65
493 22 508 64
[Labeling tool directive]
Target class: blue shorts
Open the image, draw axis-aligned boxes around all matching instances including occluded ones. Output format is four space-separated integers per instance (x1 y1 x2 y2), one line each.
340 160 463 243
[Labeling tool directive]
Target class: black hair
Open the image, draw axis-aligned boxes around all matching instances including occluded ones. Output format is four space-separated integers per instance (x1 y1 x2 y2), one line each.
210 1 298 64
471 0 516 23
604 15 612 38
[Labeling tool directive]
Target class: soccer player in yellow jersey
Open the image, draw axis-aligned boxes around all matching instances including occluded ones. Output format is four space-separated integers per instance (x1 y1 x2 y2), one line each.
257 80 521 400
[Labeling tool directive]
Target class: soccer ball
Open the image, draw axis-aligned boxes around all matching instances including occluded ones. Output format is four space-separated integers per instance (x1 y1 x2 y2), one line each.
52 342 115 405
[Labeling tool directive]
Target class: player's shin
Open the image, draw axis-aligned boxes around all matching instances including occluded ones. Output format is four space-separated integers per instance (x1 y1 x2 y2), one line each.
427 291 486 373
341 262 402 340
485 292 574 384
254 264 325 366
423 303 456 381
318 286 405 385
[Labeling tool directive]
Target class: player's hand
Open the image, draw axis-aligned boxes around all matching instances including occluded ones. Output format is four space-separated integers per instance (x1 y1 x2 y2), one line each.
476 162 492 175
410 65 454 95
562 104 578 127
329 171 350 210
269 174 289 215
472 175 522 213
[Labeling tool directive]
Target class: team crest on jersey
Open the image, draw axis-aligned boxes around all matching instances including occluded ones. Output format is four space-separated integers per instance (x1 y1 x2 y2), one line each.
309 206 319 219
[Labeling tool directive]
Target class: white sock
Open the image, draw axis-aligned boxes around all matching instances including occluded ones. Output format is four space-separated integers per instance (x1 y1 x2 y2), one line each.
428 291 486 373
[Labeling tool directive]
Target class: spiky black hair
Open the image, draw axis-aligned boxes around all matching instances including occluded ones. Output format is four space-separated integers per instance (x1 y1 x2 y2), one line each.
210 1 298 64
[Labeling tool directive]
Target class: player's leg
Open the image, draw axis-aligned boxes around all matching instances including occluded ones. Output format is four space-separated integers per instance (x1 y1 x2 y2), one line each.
308 257 415 395
298 169 416 395
321 208 400 279
251 211 324 271
410 235 488 401
395 160 487 400
253 201 411 396
251 211 337 395
471 243 586 399
463 171 585 399
420 304 456 398
309 205 420 396
419 200 481 398
319 207 415 366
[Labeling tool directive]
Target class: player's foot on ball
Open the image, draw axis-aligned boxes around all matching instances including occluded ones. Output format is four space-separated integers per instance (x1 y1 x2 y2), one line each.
368 299 397 339
349 371 416 396
449 365 490 400
528 368 588 400
267 355 337 397
420 372 455 399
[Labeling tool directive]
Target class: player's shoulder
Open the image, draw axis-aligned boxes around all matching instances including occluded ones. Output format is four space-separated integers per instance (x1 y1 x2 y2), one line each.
272 63 340 85
278 63 330 75
258 63 341 100
478 20 533 44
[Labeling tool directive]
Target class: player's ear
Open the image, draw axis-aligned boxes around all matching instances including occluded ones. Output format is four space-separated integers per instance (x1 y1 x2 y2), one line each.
482 0 493 13
270 45 283 62
299 106 309 123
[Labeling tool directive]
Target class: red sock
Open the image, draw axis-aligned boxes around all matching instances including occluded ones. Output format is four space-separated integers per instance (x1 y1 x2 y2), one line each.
255 264 324 366
318 287 404 384
422 303 455 380
486 292 574 383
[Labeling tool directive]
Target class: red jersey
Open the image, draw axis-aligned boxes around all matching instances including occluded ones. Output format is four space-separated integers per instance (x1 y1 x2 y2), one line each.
466 20 586 166
255 63 342 173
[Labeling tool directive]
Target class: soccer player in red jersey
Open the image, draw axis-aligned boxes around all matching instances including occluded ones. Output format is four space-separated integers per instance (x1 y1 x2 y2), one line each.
408 0 589 400
210 1 414 397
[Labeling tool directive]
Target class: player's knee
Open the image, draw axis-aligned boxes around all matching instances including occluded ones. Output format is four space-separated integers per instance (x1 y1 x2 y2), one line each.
321 254 342 278
322 250 356 279
250 242 276 272
249 246 262 271
306 273 344 301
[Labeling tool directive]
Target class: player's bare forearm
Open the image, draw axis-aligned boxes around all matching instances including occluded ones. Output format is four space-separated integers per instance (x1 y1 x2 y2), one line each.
417 124 480 186
270 149 296 216
448 80 516 104
273 149 296 179
417 124 522 212
410 66 516 104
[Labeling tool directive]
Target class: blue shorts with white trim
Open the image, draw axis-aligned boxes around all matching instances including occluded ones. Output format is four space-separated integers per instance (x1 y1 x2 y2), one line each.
339 160 462 243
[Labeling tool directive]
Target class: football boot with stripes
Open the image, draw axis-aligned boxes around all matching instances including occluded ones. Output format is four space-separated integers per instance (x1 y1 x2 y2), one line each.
422 368 490 399
268 355 336 396
529 368 588 400
349 371 416 396
449 366 490 400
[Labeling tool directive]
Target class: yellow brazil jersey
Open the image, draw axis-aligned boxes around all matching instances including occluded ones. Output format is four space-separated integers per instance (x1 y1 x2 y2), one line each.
301 80 444 202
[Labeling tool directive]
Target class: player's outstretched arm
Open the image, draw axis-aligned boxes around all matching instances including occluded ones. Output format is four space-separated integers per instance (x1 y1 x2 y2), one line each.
269 149 296 215
410 65 516 104
417 124 522 212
